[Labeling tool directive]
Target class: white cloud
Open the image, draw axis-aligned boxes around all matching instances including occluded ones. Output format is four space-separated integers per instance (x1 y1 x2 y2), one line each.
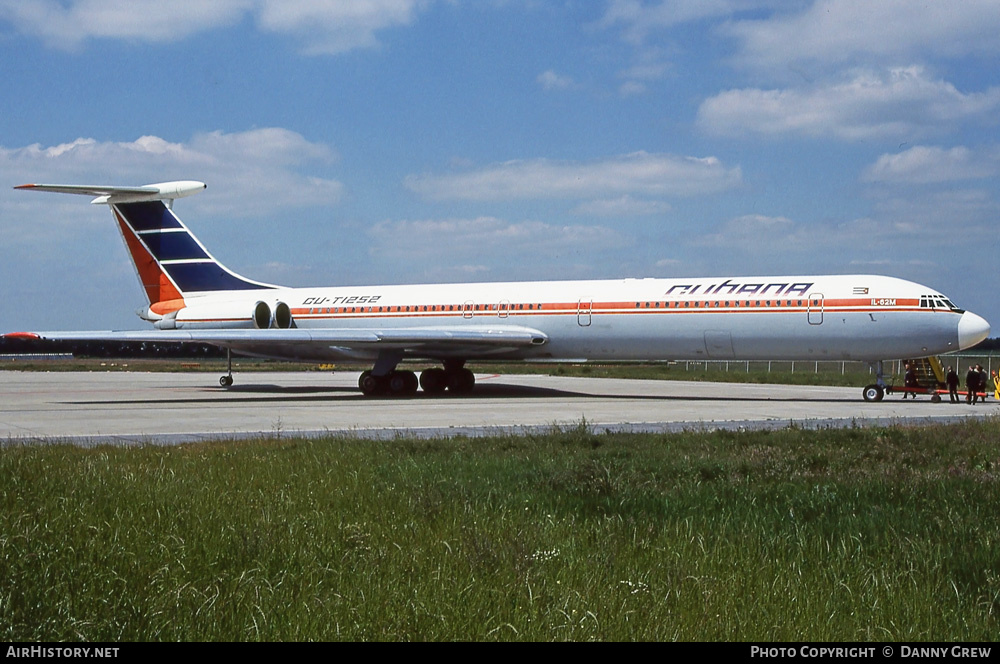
369 217 628 256
0 128 344 227
619 81 647 97
0 0 251 48
695 187 998 266
863 145 999 184
599 0 1000 65
599 0 752 45
190 128 336 165
615 46 672 96
0 0 427 54
697 214 802 249
618 50 671 82
256 0 423 55
404 152 742 201
697 67 1000 140
366 216 631 280
537 70 575 91
869 189 998 234
725 0 1000 70
571 196 670 217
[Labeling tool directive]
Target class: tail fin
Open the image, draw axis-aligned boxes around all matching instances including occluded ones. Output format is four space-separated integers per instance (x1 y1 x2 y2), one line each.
110 199 276 301
15 181 277 309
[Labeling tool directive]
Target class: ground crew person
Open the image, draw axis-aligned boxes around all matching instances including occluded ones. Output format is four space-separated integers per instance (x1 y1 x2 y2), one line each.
903 363 918 399
966 365 979 404
946 366 960 403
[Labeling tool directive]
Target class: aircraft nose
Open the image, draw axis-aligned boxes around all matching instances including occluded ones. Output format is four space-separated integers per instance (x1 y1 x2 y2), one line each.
958 311 991 350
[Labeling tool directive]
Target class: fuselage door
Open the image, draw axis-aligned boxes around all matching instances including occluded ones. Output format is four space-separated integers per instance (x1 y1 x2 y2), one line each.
704 330 735 358
578 299 593 327
807 293 824 325
463 300 474 319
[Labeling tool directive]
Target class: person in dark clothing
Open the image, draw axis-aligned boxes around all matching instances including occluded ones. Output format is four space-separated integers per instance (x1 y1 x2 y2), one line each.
976 365 989 402
903 363 918 399
946 366 960 403
966 365 979 404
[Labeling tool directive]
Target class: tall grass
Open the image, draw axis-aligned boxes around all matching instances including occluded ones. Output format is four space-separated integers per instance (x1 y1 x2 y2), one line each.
2 419 998 640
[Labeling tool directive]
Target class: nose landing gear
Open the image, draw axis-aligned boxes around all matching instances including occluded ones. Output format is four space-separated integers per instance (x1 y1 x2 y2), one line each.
862 360 887 402
220 348 234 388
862 383 884 402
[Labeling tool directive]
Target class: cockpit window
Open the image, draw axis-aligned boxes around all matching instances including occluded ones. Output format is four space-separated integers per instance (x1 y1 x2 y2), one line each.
920 294 964 313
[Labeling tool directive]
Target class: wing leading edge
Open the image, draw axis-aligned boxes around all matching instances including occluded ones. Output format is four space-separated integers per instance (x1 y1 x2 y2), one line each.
6 325 549 352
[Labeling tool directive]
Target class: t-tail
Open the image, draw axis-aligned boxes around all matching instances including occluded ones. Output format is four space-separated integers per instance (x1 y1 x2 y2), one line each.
15 181 277 323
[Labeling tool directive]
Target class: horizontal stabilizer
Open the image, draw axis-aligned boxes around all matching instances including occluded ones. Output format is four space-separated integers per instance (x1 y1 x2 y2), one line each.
15 181 206 204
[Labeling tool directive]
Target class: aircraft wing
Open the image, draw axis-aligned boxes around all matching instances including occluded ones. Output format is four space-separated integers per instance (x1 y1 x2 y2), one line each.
4 325 549 354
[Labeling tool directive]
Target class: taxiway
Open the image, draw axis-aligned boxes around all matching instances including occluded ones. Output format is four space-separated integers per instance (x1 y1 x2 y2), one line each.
0 371 995 445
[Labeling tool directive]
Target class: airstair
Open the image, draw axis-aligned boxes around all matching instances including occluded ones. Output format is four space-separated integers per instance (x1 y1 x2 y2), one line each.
892 356 993 402
909 356 945 390
886 356 945 401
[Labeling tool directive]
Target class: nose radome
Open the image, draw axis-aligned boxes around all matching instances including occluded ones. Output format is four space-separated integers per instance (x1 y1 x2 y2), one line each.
958 311 991 350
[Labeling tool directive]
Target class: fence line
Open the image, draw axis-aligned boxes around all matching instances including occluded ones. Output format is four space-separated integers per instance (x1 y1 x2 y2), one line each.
682 354 995 375
0 353 75 361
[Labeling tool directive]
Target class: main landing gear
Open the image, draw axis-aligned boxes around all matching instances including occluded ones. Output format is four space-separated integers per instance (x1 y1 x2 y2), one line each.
359 359 475 397
862 360 887 402
214 346 473 396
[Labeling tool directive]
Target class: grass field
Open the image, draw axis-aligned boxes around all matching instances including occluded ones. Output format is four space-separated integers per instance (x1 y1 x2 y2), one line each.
2 420 999 641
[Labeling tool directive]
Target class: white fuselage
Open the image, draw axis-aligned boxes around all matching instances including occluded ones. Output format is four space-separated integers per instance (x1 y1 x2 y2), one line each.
165 274 983 363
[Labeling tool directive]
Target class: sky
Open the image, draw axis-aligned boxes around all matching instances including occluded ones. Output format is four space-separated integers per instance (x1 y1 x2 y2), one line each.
1 0 998 332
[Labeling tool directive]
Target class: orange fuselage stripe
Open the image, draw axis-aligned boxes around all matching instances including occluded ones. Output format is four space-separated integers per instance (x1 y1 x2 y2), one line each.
266 297 933 323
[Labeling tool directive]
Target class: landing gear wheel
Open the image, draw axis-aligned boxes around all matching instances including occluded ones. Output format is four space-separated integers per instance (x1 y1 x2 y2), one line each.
388 370 419 397
447 368 476 394
220 375 234 387
359 370 386 397
420 368 447 394
931 393 942 403
862 384 884 402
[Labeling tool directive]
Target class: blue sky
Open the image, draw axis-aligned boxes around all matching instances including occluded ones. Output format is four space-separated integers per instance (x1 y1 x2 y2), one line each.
1 0 998 332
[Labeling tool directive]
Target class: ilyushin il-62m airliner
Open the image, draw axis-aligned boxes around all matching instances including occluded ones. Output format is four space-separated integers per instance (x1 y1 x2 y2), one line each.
6 181 991 400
